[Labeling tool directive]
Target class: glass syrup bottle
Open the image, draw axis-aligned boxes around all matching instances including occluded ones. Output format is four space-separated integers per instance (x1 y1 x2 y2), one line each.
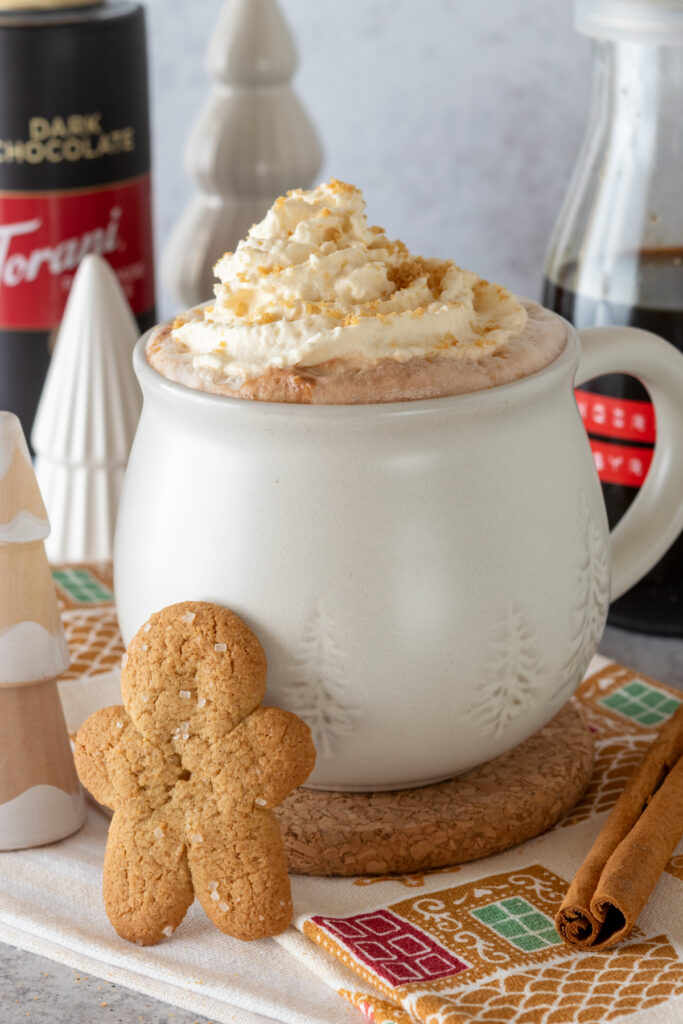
543 0 683 636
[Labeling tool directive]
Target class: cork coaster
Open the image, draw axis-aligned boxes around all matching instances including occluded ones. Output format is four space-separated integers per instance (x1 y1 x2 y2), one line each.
275 702 593 877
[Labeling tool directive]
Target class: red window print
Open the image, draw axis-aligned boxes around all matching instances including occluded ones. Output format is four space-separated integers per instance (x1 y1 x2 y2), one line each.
311 909 469 987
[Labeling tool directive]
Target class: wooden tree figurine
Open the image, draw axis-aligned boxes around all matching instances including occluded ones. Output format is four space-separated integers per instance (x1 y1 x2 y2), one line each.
162 0 323 307
0 412 84 850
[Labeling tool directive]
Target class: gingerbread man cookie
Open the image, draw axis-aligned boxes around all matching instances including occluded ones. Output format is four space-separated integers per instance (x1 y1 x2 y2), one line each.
74 602 316 945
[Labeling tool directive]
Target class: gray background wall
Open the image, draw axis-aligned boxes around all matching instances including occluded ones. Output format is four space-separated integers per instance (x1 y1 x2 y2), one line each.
146 0 593 318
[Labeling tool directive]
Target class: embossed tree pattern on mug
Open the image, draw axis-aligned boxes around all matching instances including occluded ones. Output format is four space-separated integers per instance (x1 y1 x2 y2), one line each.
554 494 609 703
281 603 358 758
470 604 546 738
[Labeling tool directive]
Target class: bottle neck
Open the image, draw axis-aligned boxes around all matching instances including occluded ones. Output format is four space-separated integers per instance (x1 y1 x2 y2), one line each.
590 37 683 151
547 35 683 304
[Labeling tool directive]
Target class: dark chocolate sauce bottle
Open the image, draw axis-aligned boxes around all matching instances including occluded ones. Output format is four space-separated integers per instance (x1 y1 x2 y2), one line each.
0 0 155 444
543 10 683 637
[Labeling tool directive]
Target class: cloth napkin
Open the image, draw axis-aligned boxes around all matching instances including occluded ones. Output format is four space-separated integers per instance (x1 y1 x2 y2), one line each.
277 657 683 1024
0 805 361 1024
4 562 683 1024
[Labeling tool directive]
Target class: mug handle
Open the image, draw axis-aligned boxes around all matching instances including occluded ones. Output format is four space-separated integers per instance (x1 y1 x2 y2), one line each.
576 326 683 601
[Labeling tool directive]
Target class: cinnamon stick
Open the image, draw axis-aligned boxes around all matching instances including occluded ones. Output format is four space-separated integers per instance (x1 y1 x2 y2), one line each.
556 702 683 950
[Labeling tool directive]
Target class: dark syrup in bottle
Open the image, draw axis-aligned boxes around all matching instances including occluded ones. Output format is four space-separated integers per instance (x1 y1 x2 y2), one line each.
543 249 683 636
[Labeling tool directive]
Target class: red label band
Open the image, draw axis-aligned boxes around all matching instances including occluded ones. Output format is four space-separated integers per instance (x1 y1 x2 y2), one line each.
0 176 154 329
589 438 653 488
575 388 656 443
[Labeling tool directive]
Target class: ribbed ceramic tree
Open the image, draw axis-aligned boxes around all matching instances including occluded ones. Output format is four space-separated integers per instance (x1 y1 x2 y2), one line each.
162 0 323 308
0 412 84 850
31 255 142 563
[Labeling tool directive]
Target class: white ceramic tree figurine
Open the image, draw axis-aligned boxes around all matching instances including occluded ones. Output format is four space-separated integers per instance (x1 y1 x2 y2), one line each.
0 412 85 850
32 254 141 563
162 0 323 308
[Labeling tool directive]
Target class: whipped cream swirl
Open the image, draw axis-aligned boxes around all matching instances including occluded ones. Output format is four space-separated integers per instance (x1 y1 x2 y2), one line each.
170 180 528 382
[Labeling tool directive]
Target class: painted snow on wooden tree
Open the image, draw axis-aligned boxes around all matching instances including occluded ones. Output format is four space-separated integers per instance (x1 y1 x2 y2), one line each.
0 416 49 545
0 413 69 681
469 604 547 738
280 601 358 759
553 493 610 703
0 412 84 850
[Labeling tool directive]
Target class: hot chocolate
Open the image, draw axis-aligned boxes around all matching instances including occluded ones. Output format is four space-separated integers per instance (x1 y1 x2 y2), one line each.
121 182 683 789
147 180 566 403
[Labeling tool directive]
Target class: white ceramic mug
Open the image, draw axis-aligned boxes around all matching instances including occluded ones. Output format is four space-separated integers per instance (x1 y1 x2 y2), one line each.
114 318 683 790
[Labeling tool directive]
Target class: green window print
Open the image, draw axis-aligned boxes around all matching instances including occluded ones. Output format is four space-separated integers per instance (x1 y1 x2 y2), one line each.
600 680 681 728
471 897 561 952
52 568 114 605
